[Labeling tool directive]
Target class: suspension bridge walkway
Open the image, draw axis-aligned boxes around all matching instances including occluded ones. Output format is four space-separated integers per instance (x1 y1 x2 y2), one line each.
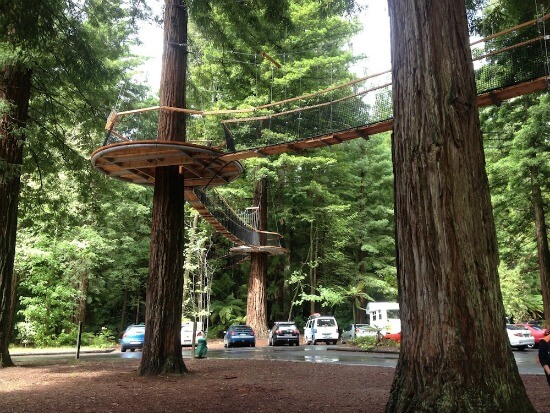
91 14 549 257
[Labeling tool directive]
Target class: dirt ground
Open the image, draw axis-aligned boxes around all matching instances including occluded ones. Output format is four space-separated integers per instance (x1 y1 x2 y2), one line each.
1 340 548 413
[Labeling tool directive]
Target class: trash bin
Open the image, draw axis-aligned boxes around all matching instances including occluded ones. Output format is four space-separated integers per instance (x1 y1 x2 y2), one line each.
194 338 208 359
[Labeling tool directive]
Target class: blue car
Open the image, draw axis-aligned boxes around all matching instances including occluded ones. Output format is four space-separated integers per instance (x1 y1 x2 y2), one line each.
224 325 256 348
120 324 145 352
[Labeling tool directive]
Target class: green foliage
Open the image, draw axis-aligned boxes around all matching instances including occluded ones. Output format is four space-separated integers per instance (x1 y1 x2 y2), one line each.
8 0 545 349
209 294 247 337
352 335 400 350
352 335 377 348
499 263 543 321
482 93 549 321
14 322 117 348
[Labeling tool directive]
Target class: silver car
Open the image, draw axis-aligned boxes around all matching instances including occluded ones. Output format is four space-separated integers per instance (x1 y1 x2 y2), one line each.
340 323 377 344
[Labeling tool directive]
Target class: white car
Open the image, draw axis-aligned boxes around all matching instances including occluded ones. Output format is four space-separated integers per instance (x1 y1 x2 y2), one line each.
506 324 534 350
340 323 378 344
181 321 205 347
304 314 339 345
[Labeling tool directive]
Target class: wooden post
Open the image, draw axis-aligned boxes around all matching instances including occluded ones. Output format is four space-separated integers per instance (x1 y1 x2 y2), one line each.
75 322 83 359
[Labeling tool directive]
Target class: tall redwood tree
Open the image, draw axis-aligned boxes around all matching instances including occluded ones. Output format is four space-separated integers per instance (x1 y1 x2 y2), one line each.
246 176 269 338
138 0 188 375
386 0 535 411
0 64 32 368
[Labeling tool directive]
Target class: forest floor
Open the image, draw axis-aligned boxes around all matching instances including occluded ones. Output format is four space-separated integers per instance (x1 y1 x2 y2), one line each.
2 339 548 413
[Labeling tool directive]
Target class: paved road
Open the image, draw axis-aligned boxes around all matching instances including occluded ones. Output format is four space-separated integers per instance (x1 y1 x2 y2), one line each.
12 344 543 375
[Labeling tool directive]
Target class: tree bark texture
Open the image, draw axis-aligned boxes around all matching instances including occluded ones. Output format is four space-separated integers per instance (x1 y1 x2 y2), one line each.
247 253 269 337
247 177 269 338
530 167 550 326
386 1 535 412
75 272 89 324
0 64 32 368
138 0 187 376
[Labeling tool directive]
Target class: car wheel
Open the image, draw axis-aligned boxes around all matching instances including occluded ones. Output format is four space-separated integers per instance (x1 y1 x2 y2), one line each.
295 341 299 346
130 348 135 352
313 340 317 345
121 347 127 352
251 343 256 347
528 343 535 349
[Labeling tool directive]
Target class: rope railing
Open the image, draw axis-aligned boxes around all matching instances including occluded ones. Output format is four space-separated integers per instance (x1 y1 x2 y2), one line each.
103 13 548 154
96 14 549 251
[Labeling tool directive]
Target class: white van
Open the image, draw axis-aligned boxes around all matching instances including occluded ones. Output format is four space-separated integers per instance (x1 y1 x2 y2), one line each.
181 321 205 347
366 302 400 335
304 314 339 345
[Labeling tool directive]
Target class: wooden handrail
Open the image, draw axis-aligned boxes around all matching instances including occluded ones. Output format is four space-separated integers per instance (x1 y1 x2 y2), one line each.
470 12 550 46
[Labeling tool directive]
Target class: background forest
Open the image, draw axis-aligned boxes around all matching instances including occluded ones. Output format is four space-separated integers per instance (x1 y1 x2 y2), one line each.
5 0 548 347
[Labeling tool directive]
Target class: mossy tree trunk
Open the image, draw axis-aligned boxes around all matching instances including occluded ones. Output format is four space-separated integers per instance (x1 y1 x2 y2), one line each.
386 1 535 411
138 0 188 376
0 64 32 368
247 177 269 338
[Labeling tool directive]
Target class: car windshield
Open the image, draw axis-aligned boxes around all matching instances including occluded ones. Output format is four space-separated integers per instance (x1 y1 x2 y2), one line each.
232 326 252 332
530 325 544 331
127 326 145 333
317 319 335 327
276 323 295 329
507 325 523 330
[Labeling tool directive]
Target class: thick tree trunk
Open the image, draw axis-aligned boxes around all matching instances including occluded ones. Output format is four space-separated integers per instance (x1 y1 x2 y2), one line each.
309 220 317 315
247 253 269 337
119 288 128 332
138 0 187 376
530 167 550 326
75 272 89 324
0 64 32 368
386 1 535 411
247 177 269 338
356 297 367 324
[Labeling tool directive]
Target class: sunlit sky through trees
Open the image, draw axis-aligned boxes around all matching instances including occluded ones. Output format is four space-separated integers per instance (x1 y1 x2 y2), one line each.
132 0 392 93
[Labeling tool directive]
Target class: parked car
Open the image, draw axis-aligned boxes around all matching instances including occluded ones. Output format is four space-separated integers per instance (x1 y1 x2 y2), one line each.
340 323 378 344
304 313 339 345
515 323 549 348
120 324 145 352
224 325 256 348
268 322 300 346
181 321 205 347
383 331 401 343
506 324 534 350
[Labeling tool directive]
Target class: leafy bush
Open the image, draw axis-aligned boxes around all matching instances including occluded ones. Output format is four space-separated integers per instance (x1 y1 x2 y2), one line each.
352 335 400 349
86 327 117 348
352 336 378 349
14 322 36 346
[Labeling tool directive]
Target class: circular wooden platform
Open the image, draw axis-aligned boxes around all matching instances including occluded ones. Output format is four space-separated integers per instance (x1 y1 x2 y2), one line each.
91 141 243 187
230 245 288 256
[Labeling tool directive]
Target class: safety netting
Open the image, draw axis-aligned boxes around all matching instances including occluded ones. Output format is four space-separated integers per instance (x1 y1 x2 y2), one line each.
193 188 285 249
103 13 549 156
472 13 549 94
